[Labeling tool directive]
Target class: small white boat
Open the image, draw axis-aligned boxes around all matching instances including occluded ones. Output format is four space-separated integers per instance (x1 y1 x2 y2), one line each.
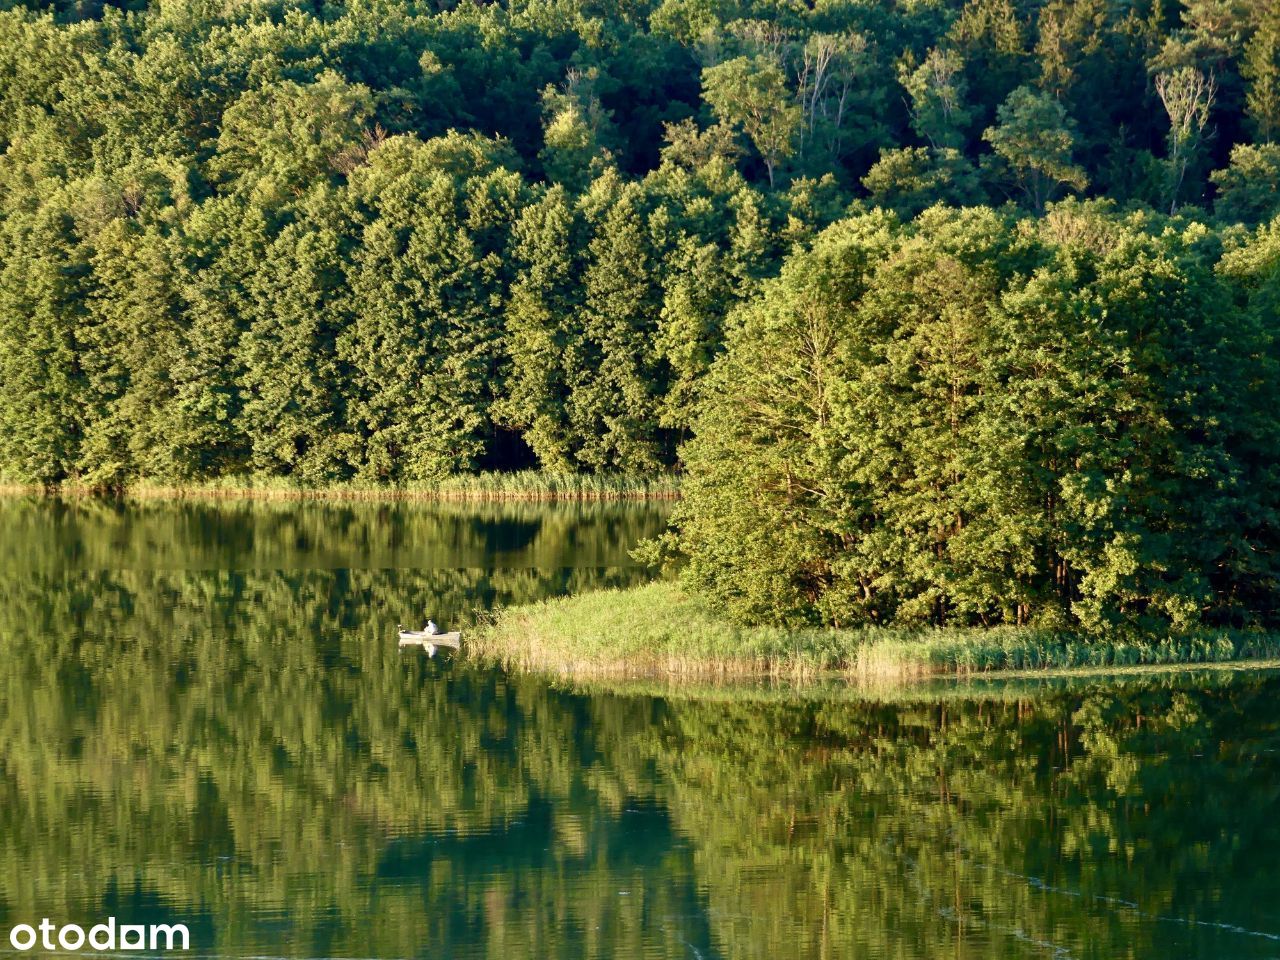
397 624 461 656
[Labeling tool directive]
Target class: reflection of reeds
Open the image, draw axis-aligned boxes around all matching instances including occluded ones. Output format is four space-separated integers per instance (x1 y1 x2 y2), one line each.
558 662 1280 704
5 471 681 502
469 581 1280 681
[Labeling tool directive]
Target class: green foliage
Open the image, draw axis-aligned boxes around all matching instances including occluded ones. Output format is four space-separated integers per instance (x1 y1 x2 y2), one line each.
669 205 1280 636
78 220 189 485
539 69 614 191
898 47 971 150
702 55 801 187
338 133 526 479
1243 7 1280 143
472 580 1280 679
671 211 902 625
3 0 1280 646
1212 143 1280 224
861 146 984 218
0 197 88 483
1154 66 1218 214
499 186 585 470
118 469 679 501
982 84 1088 213
210 70 375 200
237 190 356 483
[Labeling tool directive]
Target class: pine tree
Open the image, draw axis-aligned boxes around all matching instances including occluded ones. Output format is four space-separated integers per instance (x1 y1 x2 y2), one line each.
0 201 89 484
570 173 669 470
236 191 356 484
1243 9 1280 143
499 186 585 470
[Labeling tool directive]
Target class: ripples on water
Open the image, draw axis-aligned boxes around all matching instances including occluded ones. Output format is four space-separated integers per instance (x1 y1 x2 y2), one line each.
0 497 1278 959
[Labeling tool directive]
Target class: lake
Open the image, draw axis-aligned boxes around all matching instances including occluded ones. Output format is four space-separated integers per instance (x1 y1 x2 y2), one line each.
0 497 1278 959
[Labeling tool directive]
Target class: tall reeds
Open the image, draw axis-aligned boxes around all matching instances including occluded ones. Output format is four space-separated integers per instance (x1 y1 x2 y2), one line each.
468 581 1280 681
5 471 681 502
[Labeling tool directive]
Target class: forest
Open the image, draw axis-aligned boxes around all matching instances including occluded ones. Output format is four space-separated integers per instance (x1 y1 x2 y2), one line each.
2 0 1280 632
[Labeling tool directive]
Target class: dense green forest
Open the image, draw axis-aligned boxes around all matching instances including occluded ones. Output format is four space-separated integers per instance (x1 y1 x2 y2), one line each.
663 207 1280 633
3 0 1280 633
0 0 1277 484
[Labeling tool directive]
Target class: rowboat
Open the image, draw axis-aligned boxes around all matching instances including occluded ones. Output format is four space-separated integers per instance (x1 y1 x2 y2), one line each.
397 626 461 655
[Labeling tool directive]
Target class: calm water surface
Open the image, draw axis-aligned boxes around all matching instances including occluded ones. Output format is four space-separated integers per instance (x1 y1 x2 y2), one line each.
1 497 1278 959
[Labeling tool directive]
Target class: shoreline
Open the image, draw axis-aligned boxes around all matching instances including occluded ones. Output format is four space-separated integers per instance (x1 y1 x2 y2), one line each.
466 581 1280 682
0 471 681 503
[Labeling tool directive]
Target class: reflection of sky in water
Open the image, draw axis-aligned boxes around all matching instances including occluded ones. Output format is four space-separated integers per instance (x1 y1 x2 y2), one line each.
0 499 1278 959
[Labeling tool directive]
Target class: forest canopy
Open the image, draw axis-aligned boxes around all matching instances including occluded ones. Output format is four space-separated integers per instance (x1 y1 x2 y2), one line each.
1 0 1278 483
663 206 1280 634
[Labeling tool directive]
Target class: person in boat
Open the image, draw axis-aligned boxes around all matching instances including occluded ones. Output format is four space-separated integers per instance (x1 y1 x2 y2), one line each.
425 619 440 635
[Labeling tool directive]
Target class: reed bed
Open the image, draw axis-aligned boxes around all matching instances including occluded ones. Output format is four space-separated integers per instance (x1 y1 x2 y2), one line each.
3 471 680 502
560 659 1280 704
468 580 1280 681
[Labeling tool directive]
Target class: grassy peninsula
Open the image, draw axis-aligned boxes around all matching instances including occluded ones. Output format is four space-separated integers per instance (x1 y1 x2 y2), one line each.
468 581 1280 681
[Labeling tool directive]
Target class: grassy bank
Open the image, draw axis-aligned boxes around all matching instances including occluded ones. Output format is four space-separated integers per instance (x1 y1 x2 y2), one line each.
467 581 1280 680
1 470 680 502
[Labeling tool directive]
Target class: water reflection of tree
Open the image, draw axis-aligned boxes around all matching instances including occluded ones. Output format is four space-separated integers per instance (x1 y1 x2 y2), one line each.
640 680 1280 959
1 561 1279 957
0 496 672 574
0 567 704 958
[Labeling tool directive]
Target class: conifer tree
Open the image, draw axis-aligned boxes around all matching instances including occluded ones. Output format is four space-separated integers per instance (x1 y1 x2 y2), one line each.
500 186 585 470
570 173 669 470
0 201 89 483
1243 8 1280 143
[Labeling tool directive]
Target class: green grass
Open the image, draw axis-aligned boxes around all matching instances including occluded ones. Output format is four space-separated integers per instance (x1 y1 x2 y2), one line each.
467 580 1280 681
9 470 680 502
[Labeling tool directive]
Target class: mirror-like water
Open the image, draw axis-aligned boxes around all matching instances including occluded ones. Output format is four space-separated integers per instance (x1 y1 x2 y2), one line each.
0 497 1277 960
